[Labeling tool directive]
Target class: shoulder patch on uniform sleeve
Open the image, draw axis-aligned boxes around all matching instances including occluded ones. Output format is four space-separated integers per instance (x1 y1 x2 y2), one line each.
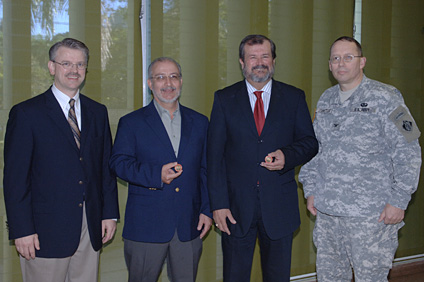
388 105 421 142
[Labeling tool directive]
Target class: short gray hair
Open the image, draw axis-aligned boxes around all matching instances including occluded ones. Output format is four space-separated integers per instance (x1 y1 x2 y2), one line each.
148 57 182 78
49 38 89 63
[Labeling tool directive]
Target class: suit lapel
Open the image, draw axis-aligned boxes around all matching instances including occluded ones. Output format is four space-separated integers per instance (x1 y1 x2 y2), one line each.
145 102 177 159
236 83 259 137
178 106 192 159
79 95 93 153
262 80 285 136
45 90 80 152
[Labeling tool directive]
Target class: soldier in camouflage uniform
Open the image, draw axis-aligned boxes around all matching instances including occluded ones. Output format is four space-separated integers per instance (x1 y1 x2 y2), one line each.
299 36 421 282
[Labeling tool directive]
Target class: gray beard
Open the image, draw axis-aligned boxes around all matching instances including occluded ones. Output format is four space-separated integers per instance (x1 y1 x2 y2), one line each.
243 67 274 83
156 92 181 104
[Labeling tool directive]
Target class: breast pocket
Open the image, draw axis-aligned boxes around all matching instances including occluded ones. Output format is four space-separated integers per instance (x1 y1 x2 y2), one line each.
345 109 384 154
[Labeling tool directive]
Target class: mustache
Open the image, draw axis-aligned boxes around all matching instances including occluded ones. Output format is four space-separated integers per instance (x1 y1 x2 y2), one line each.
161 86 176 91
66 73 81 78
252 65 269 71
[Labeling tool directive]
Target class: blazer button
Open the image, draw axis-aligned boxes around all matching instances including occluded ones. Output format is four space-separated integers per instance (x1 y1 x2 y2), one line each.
175 187 180 192
78 203 83 207
79 180 83 185
79 157 83 161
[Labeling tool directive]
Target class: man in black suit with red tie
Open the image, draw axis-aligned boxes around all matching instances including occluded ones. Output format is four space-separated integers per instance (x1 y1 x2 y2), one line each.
207 34 318 281
3 38 119 282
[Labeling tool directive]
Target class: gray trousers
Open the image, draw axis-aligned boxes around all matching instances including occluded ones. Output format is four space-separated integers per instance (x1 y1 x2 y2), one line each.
124 231 202 282
314 211 403 282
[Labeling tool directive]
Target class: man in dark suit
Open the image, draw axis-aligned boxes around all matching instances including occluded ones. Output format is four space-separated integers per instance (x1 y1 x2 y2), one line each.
110 57 212 282
208 34 318 282
3 38 120 282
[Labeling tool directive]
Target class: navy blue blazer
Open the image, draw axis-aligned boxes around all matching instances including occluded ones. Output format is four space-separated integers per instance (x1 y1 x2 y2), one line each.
3 88 120 258
109 101 211 243
207 80 318 240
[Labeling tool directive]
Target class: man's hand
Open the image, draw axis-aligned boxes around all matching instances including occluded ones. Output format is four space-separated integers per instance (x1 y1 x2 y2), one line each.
197 214 213 239
378 203 405 225
161 162 183 184
213 209 237 235
102 219 117 244
261 149 285 171
307 196 317 216
15 234 40 260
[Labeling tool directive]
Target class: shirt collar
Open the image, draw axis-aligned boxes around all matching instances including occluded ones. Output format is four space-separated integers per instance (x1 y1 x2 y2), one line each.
245 79 272 95
51 84 80 110
153 99 180 117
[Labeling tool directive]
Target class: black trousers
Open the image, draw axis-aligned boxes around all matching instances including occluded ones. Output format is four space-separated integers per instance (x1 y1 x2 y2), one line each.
222 193 293 282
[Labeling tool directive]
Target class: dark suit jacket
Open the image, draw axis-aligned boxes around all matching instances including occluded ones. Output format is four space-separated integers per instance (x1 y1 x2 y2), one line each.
109 101 211 243
207 80 318 240
3 88 120 258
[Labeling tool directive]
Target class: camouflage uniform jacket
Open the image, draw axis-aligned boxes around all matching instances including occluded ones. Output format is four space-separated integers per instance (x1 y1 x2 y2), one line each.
299 75 421 217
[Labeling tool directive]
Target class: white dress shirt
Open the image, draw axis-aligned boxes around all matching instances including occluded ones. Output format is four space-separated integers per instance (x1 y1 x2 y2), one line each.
245 79 272 117
51 84 82 130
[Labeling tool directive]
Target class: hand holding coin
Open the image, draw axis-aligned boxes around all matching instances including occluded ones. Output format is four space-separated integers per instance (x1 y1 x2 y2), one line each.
175 164 183 172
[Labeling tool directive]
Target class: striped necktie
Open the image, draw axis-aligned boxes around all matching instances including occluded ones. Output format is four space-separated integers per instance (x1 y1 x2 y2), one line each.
68 99 81 149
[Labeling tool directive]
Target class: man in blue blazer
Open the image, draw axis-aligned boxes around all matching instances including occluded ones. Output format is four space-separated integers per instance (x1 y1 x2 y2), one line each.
3 38 119 281
208 35 318 281
110 57 212 282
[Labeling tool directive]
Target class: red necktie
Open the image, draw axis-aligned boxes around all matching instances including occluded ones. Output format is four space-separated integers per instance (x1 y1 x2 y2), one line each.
253 91 265 135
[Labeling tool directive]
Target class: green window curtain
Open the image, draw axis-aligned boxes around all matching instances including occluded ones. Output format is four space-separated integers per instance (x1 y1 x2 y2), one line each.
1 0 423 281
362 0 424 258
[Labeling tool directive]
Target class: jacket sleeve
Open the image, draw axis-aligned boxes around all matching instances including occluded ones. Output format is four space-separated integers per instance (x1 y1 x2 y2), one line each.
280 91 318 173
384 90 421 210
109 117 163 189
199 118 212 218
207 92 230 211
100 106 120 220
3 105 36 239
298 147 321 199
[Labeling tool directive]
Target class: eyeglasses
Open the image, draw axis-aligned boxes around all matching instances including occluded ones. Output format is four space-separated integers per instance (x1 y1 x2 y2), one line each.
52 61 87 70
330 55 362 64
150 74 181 82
